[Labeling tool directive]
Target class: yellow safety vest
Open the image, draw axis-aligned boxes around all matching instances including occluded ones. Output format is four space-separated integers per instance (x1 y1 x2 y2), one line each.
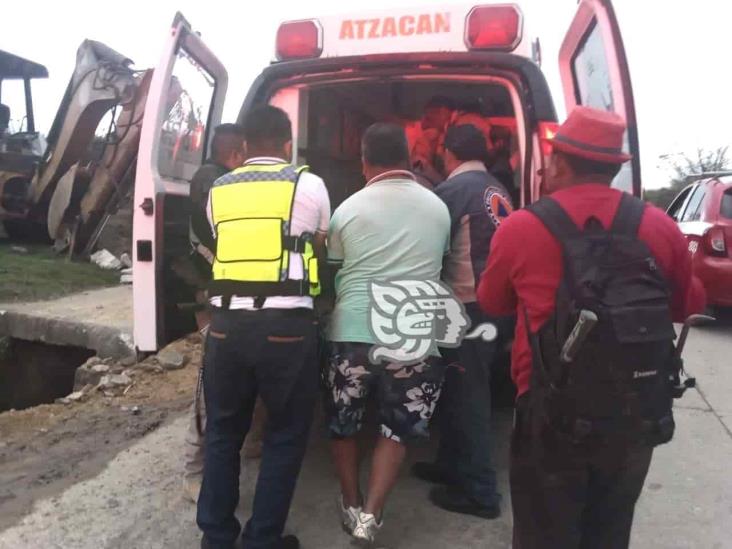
208 162 320 304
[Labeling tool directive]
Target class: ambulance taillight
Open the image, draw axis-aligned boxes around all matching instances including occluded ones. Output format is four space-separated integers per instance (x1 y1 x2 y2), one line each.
276 20 323 61
465 5 522 51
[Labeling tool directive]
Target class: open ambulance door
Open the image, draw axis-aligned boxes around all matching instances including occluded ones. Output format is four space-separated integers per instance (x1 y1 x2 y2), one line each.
559 0 641 197
133 13 227 352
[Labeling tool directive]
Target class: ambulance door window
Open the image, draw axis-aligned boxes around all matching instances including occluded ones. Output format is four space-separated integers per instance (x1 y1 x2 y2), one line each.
560 0 641 196
570 20 631 193
157 50 216 182
572 21 613 112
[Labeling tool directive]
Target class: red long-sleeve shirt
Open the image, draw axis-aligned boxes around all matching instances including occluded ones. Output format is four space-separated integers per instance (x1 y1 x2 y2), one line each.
477 184 706 397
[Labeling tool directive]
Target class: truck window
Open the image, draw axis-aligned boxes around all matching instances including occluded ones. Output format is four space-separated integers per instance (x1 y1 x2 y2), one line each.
157 50 215 182
0 80 28 134
720 189 732 219
571 19 632 193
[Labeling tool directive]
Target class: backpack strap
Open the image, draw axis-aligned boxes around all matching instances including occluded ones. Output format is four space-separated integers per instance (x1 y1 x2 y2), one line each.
526 197 580 241
610 192 646 236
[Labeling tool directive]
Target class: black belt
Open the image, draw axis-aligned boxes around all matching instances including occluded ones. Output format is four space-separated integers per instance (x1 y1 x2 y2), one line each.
282 235 310 254
209 279 310 299
212 306 314 318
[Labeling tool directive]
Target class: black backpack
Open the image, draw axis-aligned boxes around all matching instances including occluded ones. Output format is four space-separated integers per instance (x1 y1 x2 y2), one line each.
525 193 680 447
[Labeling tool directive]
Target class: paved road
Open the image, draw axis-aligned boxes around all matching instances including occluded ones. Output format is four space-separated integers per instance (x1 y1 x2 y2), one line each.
0 319 730 549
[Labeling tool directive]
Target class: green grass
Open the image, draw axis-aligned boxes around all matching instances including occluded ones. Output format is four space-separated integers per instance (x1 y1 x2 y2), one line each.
0 243 119 303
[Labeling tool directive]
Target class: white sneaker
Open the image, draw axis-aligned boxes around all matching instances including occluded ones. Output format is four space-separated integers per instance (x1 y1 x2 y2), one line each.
351 510 383 546
340 496 362 534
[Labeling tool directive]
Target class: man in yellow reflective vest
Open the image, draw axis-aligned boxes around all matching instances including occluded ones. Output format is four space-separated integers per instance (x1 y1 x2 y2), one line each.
196 105 330 549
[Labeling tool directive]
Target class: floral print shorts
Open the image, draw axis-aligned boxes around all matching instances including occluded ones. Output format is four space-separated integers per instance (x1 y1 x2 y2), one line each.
324 341 446 443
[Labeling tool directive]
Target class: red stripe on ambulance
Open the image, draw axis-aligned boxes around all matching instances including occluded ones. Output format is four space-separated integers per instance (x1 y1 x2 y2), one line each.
339 13 451 40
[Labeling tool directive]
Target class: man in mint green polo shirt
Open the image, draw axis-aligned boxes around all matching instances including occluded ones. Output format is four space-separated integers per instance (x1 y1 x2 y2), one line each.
324 122 451 546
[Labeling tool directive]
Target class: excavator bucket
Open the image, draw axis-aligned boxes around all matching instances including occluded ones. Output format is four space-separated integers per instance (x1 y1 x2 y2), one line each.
28 40 136 222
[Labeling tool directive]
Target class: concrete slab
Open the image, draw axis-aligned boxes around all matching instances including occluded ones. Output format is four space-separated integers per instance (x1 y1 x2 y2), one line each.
0 286 133 358
632 407 732 549
680 320 732 416
677 318 732 436
674 387 711 411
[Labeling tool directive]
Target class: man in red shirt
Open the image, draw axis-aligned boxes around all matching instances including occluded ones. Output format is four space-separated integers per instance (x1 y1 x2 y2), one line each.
477 106 705 548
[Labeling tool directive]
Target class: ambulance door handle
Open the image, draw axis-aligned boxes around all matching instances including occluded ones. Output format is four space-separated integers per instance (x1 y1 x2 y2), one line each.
139 198 154 216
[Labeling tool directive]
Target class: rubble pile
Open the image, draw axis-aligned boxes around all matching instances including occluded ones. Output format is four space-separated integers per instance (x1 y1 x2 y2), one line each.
88 248 133 284
56 335 200 405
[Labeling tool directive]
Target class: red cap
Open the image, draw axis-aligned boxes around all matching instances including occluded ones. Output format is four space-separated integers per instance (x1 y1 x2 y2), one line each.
543 106 632 164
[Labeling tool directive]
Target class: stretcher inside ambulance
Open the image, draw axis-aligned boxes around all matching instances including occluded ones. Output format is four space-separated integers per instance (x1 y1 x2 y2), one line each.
132 0 642 353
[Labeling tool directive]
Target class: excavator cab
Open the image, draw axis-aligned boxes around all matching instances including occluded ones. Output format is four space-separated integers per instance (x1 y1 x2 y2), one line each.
0 50 48 227
0 50 47 156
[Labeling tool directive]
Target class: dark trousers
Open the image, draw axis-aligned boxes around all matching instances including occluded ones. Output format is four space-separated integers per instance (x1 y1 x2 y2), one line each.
196 308 318 549
435 303 500 506
510 395 654 549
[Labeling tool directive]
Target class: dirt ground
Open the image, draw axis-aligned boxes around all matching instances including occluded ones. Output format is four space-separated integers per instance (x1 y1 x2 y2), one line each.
0 336 201 531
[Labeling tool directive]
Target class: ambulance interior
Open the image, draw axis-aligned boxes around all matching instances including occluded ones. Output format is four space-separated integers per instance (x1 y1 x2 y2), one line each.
155 76 524 344
276 79 522 210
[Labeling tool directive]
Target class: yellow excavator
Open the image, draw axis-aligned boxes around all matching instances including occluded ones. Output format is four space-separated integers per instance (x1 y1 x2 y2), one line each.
0 41 153 255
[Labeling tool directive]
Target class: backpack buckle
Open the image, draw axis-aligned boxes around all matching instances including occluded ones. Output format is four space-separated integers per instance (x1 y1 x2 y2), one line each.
672 376 696 398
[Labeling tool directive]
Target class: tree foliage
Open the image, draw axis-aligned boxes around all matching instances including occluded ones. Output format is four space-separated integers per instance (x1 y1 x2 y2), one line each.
645 147 730 210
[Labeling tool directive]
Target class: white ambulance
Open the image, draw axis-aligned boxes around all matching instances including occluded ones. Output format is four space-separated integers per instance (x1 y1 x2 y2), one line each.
133 0 642 352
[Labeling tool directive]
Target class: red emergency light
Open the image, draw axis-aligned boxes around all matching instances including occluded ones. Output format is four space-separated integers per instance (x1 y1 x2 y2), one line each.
465 5 522 51
276 20 322 61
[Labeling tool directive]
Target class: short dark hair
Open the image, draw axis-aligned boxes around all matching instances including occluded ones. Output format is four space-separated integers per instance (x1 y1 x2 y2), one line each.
361 123 410 168
444 124 488 162
425 95 455 111
210 123 245 158
242 105 292 149
560 152 623 180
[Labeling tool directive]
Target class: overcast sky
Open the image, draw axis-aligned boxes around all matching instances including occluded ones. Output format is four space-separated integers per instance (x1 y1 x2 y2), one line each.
2 0 730 189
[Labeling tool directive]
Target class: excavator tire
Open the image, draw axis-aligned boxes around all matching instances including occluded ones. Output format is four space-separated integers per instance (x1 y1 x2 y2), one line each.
2 219 52 243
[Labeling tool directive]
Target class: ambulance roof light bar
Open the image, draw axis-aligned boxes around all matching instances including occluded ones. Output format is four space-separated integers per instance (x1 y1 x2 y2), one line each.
276 20 323 61
465 4 523 51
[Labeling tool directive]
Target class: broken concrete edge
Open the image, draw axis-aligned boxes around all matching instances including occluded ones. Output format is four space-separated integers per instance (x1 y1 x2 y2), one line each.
0 309 135 360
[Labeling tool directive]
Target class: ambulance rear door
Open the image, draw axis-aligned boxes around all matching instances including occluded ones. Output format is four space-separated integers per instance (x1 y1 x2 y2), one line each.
559 0 641 196
133 13 228 352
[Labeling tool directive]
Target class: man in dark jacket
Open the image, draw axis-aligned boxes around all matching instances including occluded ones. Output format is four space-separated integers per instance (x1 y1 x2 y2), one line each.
182 123 267 505
412 124 513 518
188 123 246 290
